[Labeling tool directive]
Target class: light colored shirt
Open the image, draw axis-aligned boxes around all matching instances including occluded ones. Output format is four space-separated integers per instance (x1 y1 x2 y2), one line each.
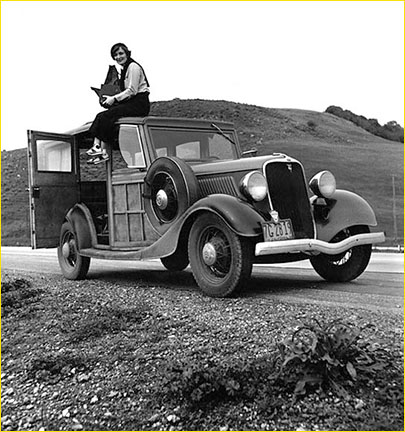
115 62 149 102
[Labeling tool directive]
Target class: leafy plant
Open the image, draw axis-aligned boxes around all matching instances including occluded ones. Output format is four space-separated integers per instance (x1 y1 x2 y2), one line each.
1 277 43 313
158 354 279 406
60 301 150 342
1 277 31 293
27 351 89 383
307 120 317 129
278 319 386 397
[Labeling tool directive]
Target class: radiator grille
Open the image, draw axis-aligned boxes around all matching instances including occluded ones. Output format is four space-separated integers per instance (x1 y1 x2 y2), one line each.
265 162 314 239
198 176 238 198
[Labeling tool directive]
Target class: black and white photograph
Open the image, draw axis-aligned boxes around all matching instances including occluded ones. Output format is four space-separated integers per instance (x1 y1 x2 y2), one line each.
1 1 404 430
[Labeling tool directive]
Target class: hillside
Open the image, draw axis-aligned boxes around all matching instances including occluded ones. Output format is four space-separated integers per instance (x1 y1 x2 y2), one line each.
1 98 403 246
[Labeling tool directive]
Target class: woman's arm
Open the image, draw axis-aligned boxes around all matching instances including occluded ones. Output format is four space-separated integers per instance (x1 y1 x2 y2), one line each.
115 63 141 102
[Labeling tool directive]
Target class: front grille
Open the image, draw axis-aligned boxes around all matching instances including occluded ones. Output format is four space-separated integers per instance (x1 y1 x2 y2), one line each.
265 162 314 239
198 176 238 198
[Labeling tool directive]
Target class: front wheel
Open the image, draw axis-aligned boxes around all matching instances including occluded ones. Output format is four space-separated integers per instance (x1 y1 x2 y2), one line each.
57 222 90 280
310 225 372 282
188 213 253 297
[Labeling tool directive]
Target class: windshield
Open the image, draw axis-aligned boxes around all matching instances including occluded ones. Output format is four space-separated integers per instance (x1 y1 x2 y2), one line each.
149 128 239 162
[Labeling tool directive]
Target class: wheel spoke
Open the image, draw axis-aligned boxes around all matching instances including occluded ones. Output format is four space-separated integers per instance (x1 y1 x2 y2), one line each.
329 249 352 266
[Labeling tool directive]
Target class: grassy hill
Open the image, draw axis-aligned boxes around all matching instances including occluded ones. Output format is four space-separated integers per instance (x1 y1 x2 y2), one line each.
2 99 403 246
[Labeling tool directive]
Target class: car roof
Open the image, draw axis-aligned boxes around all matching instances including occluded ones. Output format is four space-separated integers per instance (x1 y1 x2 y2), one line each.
67 116 235 136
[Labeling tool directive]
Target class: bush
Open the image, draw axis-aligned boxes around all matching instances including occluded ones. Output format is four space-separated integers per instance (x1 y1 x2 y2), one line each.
278 319 387 397
156 318 392 409
60 301 150 342
1 277 43 313
158 353 280 406
28 351 89 383
325 106 404 143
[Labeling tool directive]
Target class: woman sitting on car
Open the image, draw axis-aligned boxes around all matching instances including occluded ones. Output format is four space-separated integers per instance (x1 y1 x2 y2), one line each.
87 42 150 164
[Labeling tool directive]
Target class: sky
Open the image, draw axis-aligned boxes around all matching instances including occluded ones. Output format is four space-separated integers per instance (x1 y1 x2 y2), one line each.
1 1 404 151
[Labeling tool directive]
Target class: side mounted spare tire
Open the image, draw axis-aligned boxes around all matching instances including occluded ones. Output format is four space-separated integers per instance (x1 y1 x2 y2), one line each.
144 156 199 234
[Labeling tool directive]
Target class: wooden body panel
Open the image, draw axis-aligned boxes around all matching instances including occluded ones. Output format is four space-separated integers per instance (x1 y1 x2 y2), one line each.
110 170 159 248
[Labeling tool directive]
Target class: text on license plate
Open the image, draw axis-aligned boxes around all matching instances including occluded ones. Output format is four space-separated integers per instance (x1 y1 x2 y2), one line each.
262 219 294 242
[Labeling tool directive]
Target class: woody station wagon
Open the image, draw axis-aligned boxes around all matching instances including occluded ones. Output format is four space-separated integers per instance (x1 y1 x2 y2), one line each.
27 117 385 297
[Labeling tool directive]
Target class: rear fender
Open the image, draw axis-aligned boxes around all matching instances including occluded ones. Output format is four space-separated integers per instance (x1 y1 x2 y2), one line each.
65 203 97 250
141 194 264 259
313 189 378 242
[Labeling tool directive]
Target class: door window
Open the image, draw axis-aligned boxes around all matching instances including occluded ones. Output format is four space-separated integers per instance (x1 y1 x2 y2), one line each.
118 125 146 168
37 140 72 172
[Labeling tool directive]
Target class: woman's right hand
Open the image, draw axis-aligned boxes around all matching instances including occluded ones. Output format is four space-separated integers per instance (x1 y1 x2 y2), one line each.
102 95 115 107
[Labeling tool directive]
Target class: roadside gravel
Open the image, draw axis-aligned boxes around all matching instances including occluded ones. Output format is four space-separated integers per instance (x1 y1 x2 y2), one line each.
1 270 403 431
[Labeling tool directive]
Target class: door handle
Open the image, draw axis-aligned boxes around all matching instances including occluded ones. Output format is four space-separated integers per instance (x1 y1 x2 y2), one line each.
32 186 40 199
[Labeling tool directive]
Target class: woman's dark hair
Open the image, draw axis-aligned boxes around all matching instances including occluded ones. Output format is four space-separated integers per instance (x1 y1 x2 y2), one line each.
110 43 131 59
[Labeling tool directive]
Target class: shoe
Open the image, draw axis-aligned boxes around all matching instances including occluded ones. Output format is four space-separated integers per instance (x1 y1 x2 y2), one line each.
88 153 109 165
86 143 102 156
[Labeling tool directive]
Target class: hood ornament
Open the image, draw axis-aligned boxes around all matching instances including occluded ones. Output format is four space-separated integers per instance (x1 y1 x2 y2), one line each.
287 163 293 172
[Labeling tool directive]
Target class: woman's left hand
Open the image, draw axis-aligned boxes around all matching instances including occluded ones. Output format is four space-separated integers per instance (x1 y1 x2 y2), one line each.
102 95 115 107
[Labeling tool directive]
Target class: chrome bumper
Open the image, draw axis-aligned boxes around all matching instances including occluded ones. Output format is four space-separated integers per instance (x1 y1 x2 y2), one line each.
255 232 386 257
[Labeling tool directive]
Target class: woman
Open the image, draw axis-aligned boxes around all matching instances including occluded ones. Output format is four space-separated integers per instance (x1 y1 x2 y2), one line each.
87 43 150 164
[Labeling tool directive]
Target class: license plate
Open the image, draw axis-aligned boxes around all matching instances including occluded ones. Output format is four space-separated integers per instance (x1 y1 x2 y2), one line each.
262 219 294 242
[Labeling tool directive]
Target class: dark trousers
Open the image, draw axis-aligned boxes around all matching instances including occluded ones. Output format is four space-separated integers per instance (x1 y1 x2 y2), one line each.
89 92 150 143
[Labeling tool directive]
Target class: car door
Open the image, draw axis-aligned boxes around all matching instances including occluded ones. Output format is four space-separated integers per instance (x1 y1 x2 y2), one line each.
27 130 78 248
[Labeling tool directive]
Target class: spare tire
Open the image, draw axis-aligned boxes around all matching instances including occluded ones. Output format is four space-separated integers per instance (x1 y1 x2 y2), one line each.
144 157 199 234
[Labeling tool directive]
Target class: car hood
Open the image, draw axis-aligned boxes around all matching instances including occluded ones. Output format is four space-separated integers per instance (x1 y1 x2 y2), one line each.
190 153 299 176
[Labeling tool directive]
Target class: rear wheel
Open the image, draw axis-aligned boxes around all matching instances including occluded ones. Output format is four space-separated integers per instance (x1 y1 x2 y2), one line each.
188 213 253 297
310 225 372 282
57 222 90 279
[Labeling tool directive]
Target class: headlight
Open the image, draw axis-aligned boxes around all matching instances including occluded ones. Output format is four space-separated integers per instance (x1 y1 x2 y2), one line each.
240 171 268 201
309 170 336 198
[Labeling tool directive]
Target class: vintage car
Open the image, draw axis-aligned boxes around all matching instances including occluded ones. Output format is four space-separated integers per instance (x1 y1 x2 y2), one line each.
27 116 385 297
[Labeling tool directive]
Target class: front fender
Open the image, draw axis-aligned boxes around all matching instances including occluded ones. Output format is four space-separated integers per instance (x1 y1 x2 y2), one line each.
65 203 97 250
141 194 264 259
191 194 265 236
313 189 378 242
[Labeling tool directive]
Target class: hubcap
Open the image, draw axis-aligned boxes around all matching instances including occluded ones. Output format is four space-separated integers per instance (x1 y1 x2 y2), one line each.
62 241 72 258
202 242 217 266
155 189 168 210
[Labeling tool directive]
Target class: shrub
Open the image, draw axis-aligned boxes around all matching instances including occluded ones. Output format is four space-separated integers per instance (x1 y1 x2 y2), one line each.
158 353 279 406
278 319 387 397
1 277 31 293
156 319 392 408
1 277 43 313
60 301 150 342
28 351 89 383
325 106 404 143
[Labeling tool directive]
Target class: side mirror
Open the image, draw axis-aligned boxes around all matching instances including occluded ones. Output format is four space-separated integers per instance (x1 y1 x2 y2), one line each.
242 148 258 157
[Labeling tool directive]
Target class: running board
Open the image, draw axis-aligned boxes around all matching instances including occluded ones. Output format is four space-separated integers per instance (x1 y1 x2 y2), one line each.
80 247 143 260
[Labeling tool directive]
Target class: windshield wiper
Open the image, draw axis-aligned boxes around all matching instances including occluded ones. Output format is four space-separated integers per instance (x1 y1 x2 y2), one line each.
211 123 236 146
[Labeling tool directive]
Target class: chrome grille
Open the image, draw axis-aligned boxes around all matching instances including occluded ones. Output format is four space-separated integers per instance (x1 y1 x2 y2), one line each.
264 161 314 239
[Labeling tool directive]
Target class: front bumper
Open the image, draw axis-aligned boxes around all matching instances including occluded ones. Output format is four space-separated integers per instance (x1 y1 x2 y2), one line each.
255 232 385 257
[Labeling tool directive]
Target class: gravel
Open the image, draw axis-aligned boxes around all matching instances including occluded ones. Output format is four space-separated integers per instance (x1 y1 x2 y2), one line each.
1 270 403 431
